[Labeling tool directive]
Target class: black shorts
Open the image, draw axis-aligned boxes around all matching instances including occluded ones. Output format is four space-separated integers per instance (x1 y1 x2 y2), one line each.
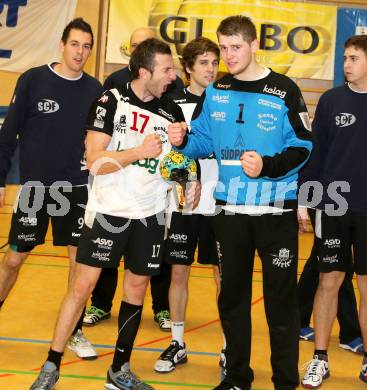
164 212 219 266
318 211 367 275
76 211 165 276
8 185 87 248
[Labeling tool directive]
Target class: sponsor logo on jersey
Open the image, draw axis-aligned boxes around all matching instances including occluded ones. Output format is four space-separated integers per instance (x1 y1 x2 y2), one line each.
158 108 175 121
173 98 187 104
91 251 110 261
335 113 356 127
322 254 338 264
221 147 245 160
98 95 109 103
257 113 278 132
272 248 292 268
132 158 159 174
212 94 229 104
324 238 340 249
170 250 188 260
38 99 60 113
169 233 188 243
258 98 281 110
211 111 226 121
263 85 287 99
94 105 107 128
114 115 127 134
147 262 160 268
299 112 312 131
92 237 113 249
18 216 37 226
216 83 231 89
18 233 36 242
72 232 81 237
154 126 168 144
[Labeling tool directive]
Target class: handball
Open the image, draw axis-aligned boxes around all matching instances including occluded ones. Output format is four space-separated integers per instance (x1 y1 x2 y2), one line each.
160 150 197 183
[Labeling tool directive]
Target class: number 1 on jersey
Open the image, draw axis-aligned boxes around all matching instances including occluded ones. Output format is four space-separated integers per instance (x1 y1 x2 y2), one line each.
236 104 245 124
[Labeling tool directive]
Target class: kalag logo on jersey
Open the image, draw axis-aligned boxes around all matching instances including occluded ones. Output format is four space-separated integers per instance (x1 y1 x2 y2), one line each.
132 158 159 174
38 99 60 114
257 113 277 132
158 108 175 122
19 216 37 226
169 233 187 243
263 85 287 99
212 94 229 104
211 111 226 121
272 248 292 268
92 237 113 249
335 113 356 127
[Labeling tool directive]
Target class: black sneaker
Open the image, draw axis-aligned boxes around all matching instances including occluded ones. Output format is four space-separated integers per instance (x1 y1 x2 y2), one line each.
153 310 171 332
154 340 187 373
213 381 250 390
105 363 154 389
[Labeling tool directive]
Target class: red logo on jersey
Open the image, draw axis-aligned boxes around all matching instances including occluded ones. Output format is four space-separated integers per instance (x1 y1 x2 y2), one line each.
98 95 109 103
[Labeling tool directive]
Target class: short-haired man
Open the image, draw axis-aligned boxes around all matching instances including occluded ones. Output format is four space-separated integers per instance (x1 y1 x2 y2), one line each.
301 34 367 388
154 37 221 373
168 15 312 390
0 17 101 360
29 38 193 390
83 26 179 331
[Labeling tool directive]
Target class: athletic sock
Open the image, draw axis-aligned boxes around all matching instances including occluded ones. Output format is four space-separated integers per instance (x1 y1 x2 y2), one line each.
47 348 63 370
112 301 143 373
314 350 328 360
171 321 185 346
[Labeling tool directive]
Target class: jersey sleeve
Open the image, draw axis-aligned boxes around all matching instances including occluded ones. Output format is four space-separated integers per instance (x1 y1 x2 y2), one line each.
260 83 313 179
0 71 30 187
85 90 118 136
175 92 214 159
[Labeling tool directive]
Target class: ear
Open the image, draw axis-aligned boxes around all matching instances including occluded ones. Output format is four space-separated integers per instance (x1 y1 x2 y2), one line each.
138 67 150 80
185 66 193 75
250 39 259 53
59 40 65 53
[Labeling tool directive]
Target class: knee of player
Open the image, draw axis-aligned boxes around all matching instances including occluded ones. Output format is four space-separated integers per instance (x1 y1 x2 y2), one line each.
171 265 190 285
318 272 344 292
4 246 32 268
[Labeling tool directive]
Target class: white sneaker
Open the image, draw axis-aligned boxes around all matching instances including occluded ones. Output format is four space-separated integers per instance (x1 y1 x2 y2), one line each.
301 355 330 388
154 340 187 373
67 330 97 360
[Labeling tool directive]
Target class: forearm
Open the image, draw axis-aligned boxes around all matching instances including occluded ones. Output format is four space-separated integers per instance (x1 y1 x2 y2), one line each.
87 147 142 175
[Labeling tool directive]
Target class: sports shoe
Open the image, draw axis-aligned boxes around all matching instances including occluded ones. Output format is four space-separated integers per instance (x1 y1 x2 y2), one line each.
154 340 187 373
67 329 97 360
153 310 171 332
339 337 364 354
83 305 111 326
105 363 154 389
212 381 250 390
300 327 315 341
301 355 330 388
219 348 226 368
29 361 59 390
360 359 367 383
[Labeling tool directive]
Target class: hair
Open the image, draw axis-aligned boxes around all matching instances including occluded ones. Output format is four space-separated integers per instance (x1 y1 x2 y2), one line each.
180 37 220 79
61 18 94 48
129 38 172 80
216 15 257 44
344 35 367 56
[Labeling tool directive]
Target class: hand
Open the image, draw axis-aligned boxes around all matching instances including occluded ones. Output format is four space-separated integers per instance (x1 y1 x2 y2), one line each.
138 134 162 159
184 180 201 210
0 188 5 208
168 122 187 146
240 151 263 178
297 206 308 233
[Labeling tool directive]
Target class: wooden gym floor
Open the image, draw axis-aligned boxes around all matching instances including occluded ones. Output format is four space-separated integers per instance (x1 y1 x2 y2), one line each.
0 185 364 389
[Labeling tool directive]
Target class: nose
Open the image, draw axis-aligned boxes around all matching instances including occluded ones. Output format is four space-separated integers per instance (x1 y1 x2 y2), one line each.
170 69 177 81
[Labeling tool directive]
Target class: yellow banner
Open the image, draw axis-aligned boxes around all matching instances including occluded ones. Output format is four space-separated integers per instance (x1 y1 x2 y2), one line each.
107 0 337 80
